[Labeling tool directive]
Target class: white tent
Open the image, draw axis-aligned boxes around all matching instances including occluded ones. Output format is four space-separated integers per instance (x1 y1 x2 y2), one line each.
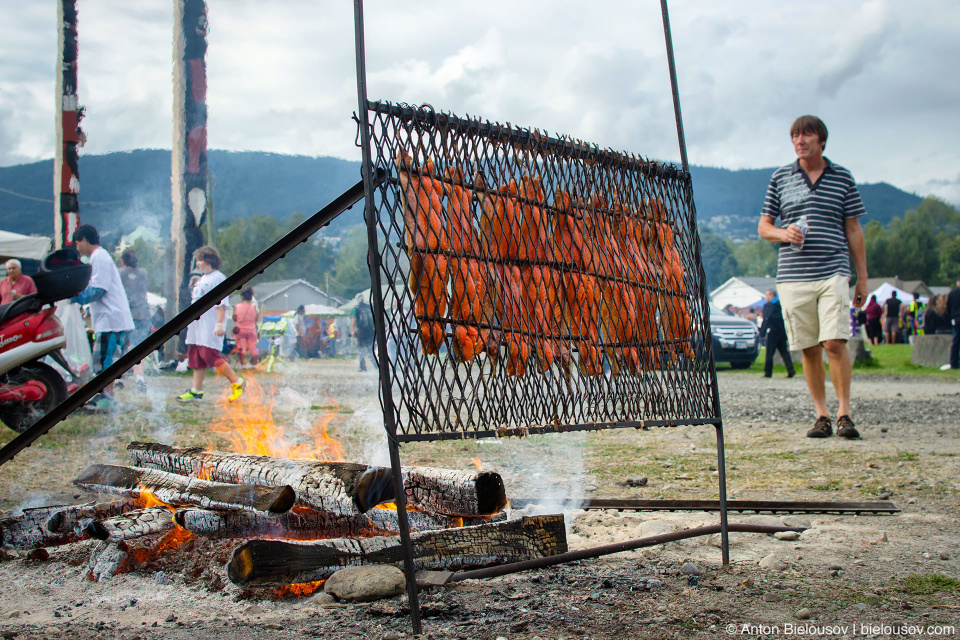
0 230 52 260
868 282 924 306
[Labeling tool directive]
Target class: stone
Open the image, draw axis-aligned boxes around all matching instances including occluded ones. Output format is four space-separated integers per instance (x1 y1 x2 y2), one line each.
624 477 648 487
758 554 788 571
863 592 881 601
311 592 337 605
774 531 800 541
795 608 812 620
828 564 843 571
763 592 782 602
742 515 783 528
635 520 673 538
911 335 952 368
679 562 700 576
323 565 405 603
940 552 951 561
779 516 810 529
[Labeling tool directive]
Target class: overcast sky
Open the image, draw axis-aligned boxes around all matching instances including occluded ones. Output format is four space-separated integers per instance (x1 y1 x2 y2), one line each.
2 0 959 205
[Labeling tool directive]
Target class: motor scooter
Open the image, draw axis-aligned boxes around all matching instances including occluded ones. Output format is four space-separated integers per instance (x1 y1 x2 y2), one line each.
0 249 90 432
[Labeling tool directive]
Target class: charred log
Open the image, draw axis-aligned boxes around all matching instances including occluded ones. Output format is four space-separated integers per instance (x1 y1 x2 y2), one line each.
1 501 134 549
127 442 507 516
87 541 128 582
227 514 566 587
84 507 174 542
74 464 295 515
176 506 507 541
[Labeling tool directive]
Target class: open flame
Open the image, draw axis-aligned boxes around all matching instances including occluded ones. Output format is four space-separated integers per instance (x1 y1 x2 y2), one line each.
209 379 345 462
137 487 174 512
472 456 482 471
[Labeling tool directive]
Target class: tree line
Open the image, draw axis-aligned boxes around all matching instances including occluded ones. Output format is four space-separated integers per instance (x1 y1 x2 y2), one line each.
699 196 960 290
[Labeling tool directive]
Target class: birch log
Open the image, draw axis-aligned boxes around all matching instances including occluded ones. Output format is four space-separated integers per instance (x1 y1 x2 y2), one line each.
84 507 174 542
1 501 134 549
176 506 507 541
228 514 566 587
74 464 295 515
127 442 507 516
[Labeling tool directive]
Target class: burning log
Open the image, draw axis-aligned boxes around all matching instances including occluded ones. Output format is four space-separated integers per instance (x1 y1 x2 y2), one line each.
1 501 135 549
227 514 566 588
73 464 296 516
87 541 128 582
84 507 174 542
176 506 507 541
127 442 507 517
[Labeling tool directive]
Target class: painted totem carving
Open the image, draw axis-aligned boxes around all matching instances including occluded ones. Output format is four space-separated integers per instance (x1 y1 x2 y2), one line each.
54 0 84 249
172 0 209 333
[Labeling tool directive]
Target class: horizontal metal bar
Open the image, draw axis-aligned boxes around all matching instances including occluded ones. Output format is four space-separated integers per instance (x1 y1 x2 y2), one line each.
510 498 901 515
0 175 380 468
447 523 805 583
397 418 723 442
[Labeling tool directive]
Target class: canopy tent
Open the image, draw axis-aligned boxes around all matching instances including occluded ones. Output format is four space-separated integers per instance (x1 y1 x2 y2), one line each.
281 303 348 318
0 230 52 261
868 282 925 306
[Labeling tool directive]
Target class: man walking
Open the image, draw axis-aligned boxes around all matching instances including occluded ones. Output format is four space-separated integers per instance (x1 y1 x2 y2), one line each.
759 288 795 378
882 291 901 345
71 224 134 409
947 277 960 370
758 115 868 439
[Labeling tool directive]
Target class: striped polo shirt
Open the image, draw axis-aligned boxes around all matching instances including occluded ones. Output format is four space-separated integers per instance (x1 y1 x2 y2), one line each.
761 158 866 283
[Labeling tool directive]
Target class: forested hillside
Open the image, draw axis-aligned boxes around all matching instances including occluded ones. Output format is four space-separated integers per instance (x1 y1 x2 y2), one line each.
1 150 922 243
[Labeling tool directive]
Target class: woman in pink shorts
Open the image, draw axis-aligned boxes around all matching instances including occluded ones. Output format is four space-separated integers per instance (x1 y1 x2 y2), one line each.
233 287 260 368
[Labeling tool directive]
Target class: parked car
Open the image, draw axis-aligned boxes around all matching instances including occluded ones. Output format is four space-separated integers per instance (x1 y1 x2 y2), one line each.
709 306 760 369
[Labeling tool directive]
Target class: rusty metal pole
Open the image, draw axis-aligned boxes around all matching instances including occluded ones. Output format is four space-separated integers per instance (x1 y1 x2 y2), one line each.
352 0 423 634
660 0 730 566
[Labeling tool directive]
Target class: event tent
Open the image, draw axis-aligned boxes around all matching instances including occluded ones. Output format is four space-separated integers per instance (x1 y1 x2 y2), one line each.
868 282 924 306
0 230 52 261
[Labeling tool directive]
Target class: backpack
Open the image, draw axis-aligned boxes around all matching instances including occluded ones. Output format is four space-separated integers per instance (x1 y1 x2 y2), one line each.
355 302 375 338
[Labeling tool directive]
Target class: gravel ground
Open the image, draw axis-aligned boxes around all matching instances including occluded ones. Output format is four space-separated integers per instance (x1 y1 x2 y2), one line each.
1 360 958 640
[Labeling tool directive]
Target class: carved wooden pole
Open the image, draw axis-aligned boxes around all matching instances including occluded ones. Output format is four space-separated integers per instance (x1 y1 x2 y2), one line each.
171 0 209 340
53 0 83 249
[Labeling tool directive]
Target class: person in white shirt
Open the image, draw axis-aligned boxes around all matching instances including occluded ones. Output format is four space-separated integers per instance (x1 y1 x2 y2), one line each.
71 224 135 409
177 246 245 403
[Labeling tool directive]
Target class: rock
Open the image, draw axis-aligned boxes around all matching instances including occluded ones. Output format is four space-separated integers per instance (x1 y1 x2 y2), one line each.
828 564 843 571
323 565 405 603
624 477 648 487
679 562 700 576
940 552 951 561
758 554 787 571
154 571 170 586
911 335 952 368
774 531 800 541
311 592 337 605
635 520 673 538
763 592 782 602
244 605 264 615
863 592 881 601
164 614 177 623
829 570 839 577
779 516 810 529
45 627 61 636
795 608 812 620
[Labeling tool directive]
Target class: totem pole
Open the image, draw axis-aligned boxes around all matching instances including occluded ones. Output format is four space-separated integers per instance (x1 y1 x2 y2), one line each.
171 0 209 342
53 0 84 249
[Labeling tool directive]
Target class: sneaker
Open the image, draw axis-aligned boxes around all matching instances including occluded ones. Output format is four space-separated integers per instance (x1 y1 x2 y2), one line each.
836 415 860 439
177 389 204 402
787 371 796 378
228 378 246 402
84 395 119 412
941 363 954 371
136 377 147 392
806 416 833 438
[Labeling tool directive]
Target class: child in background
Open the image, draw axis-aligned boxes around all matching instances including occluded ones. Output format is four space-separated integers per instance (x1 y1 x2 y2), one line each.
177 246 245 402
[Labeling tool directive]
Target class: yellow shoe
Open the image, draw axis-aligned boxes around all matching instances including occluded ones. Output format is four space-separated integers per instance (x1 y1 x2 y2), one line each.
228 377 246 402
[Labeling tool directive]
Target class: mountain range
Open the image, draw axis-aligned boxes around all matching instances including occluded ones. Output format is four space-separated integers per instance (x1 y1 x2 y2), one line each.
0 149 923 243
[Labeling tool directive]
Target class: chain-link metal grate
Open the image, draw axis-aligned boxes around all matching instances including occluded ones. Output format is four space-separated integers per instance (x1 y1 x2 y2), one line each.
359 101 719 442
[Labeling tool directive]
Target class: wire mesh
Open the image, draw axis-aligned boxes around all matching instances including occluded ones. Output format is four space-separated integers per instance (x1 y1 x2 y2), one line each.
358 101 719 442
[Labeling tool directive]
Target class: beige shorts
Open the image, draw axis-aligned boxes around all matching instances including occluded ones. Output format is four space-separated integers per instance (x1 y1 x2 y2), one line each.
777 274 851 351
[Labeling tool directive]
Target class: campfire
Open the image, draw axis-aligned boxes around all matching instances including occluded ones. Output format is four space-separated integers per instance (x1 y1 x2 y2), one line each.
0 386 565 597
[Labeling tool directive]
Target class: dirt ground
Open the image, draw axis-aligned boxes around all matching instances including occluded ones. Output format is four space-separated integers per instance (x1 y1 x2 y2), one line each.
1 358 959 640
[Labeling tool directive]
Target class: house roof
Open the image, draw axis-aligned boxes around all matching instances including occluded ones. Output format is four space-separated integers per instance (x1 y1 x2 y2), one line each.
862 277 931 296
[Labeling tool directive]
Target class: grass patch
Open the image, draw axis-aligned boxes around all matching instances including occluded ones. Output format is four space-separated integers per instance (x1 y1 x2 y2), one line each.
725 344 958 377
810 482 842 491
899 574 960 595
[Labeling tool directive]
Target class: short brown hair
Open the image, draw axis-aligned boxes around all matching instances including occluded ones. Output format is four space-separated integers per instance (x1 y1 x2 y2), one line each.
790 115 828 149
193 245 221 270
